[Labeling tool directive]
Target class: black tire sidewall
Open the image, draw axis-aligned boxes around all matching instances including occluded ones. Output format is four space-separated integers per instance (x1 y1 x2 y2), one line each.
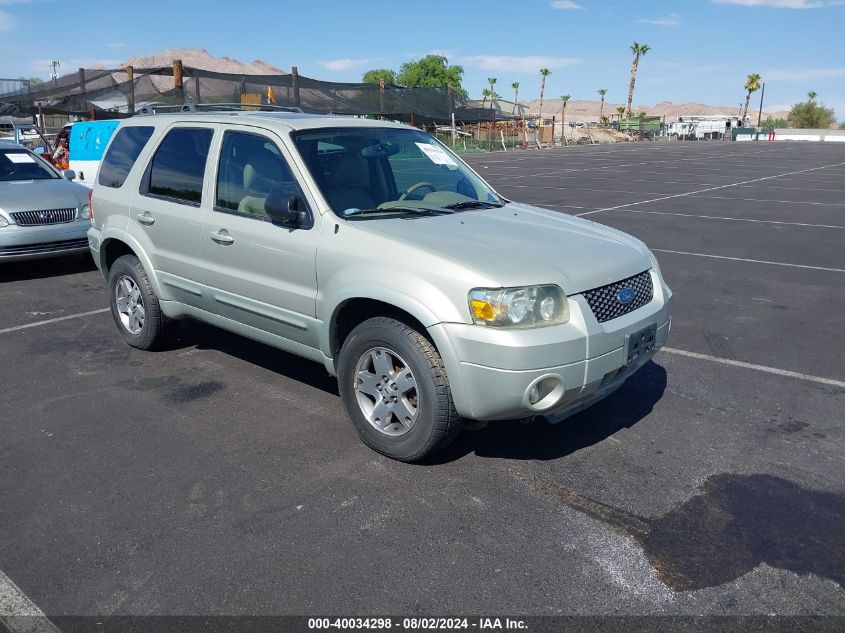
338 319 448 462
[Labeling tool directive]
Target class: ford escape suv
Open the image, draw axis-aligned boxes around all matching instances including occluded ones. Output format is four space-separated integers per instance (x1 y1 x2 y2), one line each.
88 112 672 462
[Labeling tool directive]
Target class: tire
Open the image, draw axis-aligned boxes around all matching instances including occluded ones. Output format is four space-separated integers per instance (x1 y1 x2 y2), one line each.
107 254 169 351
337 317 460 462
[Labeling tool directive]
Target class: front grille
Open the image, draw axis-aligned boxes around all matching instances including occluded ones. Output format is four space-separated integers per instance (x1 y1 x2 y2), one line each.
11 208 77 226
582 270 653 323
0 238 89 255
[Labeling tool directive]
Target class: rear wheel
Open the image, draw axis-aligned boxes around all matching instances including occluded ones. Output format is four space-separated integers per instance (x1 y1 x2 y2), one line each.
337 317 460 462
107 254 169 350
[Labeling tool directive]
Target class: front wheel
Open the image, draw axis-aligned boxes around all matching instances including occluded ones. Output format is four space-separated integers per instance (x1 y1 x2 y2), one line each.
337 317 460 462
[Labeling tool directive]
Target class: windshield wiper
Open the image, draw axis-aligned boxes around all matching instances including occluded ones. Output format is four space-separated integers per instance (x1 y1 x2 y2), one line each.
442 200 504 210
343 206 454 217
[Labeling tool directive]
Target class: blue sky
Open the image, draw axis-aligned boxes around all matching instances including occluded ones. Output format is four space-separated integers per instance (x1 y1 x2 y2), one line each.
1 0 843 118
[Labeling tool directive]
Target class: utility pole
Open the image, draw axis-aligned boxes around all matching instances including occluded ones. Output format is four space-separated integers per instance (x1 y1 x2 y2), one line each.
757 82 766 128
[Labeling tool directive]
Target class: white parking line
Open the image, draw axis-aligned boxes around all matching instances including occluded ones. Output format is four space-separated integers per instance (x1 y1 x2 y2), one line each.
0 308 109 335
661 347 845 389
0 568 60 633
652 249 845 273
575 161 845 217
694 194 845 207
613 209 845 229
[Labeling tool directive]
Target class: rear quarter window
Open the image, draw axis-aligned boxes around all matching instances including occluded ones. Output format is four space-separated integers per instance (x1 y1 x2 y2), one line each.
98 126 154 188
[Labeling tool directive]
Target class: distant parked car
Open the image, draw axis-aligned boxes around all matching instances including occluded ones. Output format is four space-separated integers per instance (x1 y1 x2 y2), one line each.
0 140 92 261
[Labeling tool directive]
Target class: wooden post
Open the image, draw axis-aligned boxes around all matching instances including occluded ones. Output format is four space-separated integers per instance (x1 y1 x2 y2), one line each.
378 79 385 117
291 66 301 108
194 75 201 104
126 65 135 114
409 112 416 127
490 109 496 152
37 102 44 130
173 59 184 104
78 68 87 111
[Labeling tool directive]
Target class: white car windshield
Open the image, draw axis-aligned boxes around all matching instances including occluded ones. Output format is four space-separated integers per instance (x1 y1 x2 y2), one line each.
0 148 58 182
292 127 502 218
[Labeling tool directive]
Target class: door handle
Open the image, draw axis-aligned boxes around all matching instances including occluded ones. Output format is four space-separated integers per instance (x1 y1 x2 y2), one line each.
210 229 235 245
136 213 155 226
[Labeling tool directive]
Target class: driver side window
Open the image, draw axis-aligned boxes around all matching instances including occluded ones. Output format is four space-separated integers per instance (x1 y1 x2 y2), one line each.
216 131 297 218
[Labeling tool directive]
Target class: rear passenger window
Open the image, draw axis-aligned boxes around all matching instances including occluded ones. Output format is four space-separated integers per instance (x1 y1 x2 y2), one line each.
98 126 154 188
215 131 297 218
143 128 213 205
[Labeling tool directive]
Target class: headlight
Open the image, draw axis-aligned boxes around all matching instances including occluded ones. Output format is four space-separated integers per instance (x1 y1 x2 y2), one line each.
80 204 91 220
648 250 662 276
469 285 569 328
0 214 8 228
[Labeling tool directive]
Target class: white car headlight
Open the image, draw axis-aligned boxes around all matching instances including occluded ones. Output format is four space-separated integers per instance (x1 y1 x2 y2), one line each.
649 250 662 276
469 285 569 328
81 204 91 220
0 214 8 228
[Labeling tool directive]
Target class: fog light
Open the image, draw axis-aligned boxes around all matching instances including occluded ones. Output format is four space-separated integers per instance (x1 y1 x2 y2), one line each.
524 375 565 411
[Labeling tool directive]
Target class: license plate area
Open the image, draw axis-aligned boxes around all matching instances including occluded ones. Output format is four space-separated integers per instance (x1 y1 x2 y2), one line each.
625 324 657 366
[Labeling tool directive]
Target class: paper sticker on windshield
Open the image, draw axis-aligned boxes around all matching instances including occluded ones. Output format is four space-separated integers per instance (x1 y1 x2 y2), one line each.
415 142 457 167
6 153 36 164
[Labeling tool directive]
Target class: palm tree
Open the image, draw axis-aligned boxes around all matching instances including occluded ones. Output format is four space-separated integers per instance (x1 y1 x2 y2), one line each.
807 90 817 102
626 42 650 118
560 95 571 146
538 68 551 137
598 88 607 124
616 105 626 121
511 81 520 114
488 77 497 109
481 88 490 107
741 73 762 125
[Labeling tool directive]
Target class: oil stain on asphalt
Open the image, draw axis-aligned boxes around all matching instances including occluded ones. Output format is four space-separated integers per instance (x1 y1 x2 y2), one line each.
532 473 845 591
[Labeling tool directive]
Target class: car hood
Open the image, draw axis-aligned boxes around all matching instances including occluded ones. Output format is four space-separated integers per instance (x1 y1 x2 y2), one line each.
0 178 89 215
356 202 652 295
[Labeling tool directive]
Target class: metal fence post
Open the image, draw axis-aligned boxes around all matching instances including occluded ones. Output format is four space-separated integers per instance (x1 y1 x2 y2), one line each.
292 67 301 108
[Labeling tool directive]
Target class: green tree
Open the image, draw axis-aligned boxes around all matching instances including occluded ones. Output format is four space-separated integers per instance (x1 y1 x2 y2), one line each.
395 55 467 97
560 95 571 146
616 105 626 121
741 73 762 125
787 99 834 129
488 77 497 109
626 42 650 118
481 88 490 107
511 81 520 114
18 76 45 86
762 116 789 129
538 68 551 130
597 88 607 124
362 69 396 85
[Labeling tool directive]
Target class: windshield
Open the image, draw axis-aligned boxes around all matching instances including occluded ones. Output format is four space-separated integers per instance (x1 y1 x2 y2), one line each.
0 148 58 182
291 127 501 218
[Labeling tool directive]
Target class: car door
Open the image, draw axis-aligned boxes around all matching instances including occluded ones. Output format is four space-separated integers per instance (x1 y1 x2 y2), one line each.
128 123 215 307
203 127 321 349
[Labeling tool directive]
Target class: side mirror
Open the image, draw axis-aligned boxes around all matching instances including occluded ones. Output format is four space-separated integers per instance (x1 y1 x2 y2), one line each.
265 193 306 228
63 169 76 180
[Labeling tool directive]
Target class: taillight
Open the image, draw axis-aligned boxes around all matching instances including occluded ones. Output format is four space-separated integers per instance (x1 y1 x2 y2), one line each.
88 188 94 225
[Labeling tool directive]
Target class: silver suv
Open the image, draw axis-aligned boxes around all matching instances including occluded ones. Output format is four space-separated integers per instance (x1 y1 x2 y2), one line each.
88 112 672 461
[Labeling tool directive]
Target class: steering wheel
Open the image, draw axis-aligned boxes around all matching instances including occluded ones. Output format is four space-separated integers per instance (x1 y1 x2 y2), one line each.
399 181 436 200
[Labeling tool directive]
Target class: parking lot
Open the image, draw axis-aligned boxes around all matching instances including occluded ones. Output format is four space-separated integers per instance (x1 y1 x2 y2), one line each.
1 141 843 622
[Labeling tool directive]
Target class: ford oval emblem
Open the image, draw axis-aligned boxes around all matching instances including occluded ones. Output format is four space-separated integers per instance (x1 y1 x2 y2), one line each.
617 287 636 305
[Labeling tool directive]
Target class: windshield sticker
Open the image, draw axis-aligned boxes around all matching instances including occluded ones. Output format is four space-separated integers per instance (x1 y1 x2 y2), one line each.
6 153 37 164
415 142 458 167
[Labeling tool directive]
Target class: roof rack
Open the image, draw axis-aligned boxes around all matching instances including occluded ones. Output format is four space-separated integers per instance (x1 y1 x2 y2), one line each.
137 103 304 115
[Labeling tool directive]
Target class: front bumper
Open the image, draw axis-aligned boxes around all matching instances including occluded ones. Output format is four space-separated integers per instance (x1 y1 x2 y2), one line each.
0 220 91 261
428 269 672 421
